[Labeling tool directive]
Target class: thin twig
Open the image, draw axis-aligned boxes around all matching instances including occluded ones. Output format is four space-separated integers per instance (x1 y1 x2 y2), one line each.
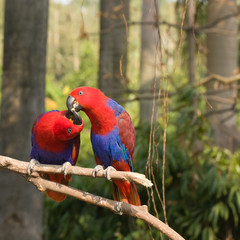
0 155 185 240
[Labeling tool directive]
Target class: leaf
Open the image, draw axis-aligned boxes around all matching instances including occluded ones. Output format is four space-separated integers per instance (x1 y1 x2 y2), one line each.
235 190 240 212
228 202 238 226
202 227 216 240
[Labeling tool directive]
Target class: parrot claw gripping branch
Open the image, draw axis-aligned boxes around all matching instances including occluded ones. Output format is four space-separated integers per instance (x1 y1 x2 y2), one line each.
27 158 40 175
92 164 104 178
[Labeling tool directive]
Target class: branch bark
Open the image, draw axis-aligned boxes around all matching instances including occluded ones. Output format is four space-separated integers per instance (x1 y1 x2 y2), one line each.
0 155 185 240
0 155 152 187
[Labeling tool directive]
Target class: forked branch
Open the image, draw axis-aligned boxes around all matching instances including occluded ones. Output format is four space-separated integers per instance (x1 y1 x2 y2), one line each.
0 155 185 240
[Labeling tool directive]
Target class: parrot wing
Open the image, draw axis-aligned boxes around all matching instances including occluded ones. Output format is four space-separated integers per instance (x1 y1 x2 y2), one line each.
111 111 140 205
117 111 136 164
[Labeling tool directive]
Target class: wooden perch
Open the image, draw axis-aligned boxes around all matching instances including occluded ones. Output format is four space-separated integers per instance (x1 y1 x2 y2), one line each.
0 155 185 240
0 155 152 188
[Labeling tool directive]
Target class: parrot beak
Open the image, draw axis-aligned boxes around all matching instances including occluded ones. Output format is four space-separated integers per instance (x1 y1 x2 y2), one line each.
66 95 82 112
65 109 83 126
66 96 83 126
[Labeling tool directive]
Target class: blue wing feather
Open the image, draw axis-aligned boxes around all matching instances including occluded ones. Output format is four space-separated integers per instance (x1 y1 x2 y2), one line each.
107 99 124 117
91 126 133 171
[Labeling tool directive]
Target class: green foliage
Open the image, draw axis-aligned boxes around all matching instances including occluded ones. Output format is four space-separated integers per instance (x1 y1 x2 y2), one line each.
61 40 98 90
134 86 240 240
166 147 240 240
45 38 98 111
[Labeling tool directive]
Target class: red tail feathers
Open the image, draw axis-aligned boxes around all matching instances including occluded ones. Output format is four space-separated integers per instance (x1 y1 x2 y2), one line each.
44 173 71 202
112 180 141 206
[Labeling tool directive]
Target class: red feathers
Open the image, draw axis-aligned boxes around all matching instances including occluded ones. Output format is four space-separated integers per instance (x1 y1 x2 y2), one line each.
117 111 136 161
30 110 84 202
67 87 141 205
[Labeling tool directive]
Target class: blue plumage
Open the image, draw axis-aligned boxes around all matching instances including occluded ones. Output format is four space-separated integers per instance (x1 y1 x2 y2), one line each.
30 136 74 165
91 126 132 170
107 99 124 117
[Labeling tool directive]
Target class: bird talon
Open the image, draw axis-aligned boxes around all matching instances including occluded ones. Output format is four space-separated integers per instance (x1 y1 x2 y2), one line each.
104 166 117 181
92 165 104 178
28 159 40 175
62 162 72 178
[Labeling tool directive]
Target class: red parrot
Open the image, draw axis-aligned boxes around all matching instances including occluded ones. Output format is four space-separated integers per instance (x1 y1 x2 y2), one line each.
29 110 84 202
66 87 141 205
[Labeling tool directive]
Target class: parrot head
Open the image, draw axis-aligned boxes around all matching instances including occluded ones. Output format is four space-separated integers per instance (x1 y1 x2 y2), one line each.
53 110 84 141
66 86 106 113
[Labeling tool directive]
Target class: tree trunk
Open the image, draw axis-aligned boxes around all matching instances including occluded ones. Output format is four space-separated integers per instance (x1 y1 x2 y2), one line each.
139 0 159 123
206 0 239 151
0 0 48 239
98 0 129 101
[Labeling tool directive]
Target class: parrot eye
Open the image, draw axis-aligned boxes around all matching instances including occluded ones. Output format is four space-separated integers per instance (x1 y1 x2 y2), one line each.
79 91 84 96
68 128 72 134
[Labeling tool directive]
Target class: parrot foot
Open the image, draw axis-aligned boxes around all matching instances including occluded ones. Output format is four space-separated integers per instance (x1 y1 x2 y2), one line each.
103 166 117 181
28 159 40 175
92 165 104 178
62 162 72 178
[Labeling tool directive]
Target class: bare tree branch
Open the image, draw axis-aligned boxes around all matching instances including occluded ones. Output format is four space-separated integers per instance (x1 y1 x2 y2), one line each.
0 155 185 240
84 11 239 37
196 11 239 32
194 73 240 87
0 155 152 187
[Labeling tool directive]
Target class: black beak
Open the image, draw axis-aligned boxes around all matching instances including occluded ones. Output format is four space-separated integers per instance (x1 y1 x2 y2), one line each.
65 109 83 125
66 95 82 112
66 96 83 125
67 95 75 111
